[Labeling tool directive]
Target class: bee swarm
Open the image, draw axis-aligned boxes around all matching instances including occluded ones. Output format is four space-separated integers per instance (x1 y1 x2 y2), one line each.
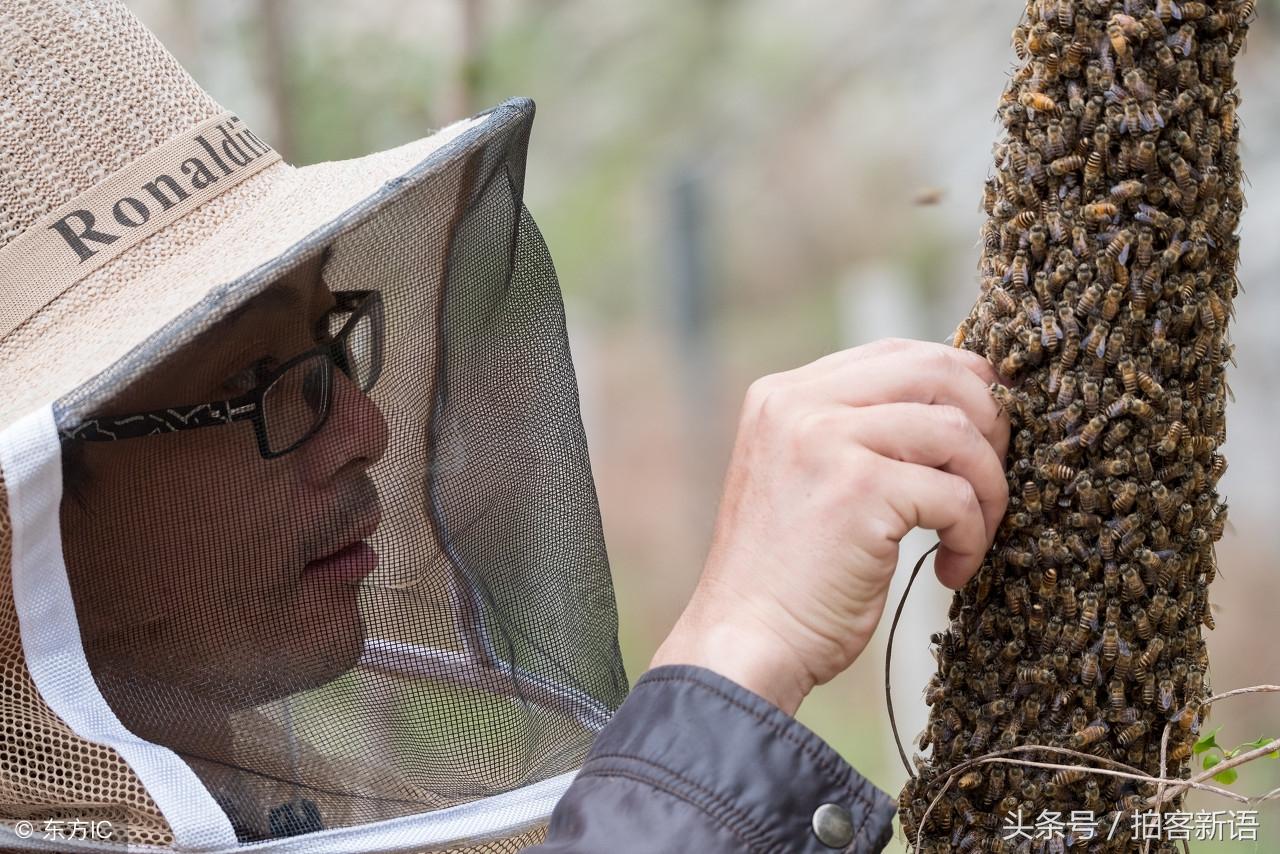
900 1 1251 851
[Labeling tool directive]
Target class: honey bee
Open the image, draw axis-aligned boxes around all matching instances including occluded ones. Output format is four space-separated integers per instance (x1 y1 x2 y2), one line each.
1105 419 1136 453
1107 18 1131 61
1136 135 1162 176
1022 480 1043 514
1020 91 1060 115
1027 21 1060 56
1007 209 1038 233
1117 719 1149 746
1157 420 1186 456
1110 179 1145 205
969 719 994 752
1016 665 1055 685
1121 565 1146 601
1169 23 1196 57
1071 719 1110 749
1040 462 1076 483
1136 636 1166 678
1076 477 1099 512
1158 678 1177 712
1104 678 1126 713
1111 479 1138 512
1048 154 1084 177
1119 100 1144 136
1075 281 1103 317
1084 201 1119 222
1080 651 1100 684
1098 620 1124 668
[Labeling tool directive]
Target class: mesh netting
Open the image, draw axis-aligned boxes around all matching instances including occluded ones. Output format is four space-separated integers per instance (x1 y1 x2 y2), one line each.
0 477 176 848
3 114 625 848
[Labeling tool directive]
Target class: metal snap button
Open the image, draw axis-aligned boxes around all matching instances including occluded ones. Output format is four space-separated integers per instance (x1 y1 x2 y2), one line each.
811 802 854 849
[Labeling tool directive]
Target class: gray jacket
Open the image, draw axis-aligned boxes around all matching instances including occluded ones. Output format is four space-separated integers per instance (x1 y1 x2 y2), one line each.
529 665 898 853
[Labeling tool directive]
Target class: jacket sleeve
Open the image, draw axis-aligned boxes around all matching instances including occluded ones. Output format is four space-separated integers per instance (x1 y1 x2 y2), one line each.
527 664 898 853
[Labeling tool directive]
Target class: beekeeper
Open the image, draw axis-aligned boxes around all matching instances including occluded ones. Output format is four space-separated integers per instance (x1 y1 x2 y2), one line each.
0 2 1008 852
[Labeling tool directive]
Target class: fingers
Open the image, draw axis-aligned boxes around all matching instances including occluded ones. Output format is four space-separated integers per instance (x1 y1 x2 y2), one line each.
794 337 1003 388
793 345 1012 462
847 402 1010 545
879 459 990 590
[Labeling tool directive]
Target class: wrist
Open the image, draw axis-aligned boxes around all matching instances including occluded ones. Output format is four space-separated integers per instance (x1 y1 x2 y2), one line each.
649 611 813 716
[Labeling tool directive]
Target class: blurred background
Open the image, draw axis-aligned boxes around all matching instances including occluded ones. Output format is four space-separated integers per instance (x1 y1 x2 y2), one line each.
127 1 1280 848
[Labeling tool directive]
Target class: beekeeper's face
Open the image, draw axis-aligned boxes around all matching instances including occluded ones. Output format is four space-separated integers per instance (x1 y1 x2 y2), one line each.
60 250 389 737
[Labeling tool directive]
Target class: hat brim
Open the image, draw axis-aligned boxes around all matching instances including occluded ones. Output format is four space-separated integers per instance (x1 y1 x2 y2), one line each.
0 98 536 431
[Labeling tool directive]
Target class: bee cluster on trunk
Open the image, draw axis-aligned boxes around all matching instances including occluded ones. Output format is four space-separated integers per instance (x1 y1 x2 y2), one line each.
899 1 1252 851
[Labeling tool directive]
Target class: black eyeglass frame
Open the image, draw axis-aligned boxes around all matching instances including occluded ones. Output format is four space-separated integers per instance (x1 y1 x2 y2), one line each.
58 289 385 460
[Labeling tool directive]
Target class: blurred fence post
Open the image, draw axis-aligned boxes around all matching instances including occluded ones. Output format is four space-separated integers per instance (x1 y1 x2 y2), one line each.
665 161 722 527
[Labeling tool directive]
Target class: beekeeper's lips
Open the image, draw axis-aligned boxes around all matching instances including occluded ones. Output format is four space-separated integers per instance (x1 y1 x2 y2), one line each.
302 508 382 586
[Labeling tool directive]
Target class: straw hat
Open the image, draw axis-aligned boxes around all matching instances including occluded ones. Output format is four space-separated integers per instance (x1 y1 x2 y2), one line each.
0 0 519 431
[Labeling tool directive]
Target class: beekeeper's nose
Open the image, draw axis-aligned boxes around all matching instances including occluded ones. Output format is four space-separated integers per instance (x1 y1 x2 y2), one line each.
298 368 389 486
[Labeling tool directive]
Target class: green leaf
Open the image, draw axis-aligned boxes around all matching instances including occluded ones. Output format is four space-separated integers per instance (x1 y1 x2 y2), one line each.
1237 736 1279 758
1213 767 1238 785
1194 728 1222 755
1203 754 1221 771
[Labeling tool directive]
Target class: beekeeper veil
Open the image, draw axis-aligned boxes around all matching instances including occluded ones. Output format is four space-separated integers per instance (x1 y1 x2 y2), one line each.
0 2 626 851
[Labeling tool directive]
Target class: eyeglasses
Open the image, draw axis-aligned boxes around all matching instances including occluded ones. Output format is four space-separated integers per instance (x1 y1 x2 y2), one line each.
59 289 385 460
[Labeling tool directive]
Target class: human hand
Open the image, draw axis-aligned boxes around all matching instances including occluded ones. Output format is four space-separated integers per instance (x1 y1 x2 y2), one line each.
649 338 1011 715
